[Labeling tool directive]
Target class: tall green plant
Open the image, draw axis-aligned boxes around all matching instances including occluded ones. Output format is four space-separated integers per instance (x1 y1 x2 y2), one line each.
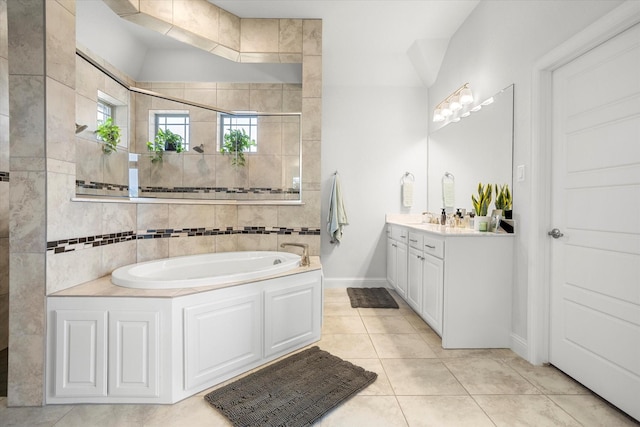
96 117 120 155
494 184 512 211
471 182 493 216
220 128 256 166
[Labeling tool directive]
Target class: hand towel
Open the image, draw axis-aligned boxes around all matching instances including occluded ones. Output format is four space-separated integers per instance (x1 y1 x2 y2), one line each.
442 181 455 208
402 181 413 208
327 174 348 243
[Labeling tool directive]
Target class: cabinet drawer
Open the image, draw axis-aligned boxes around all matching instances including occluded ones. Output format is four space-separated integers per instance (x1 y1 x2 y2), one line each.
392 226 408 243
408 232 423 250
423 237 444 259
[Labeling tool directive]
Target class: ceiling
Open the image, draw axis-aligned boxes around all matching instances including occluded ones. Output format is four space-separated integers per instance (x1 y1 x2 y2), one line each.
76 0 479 87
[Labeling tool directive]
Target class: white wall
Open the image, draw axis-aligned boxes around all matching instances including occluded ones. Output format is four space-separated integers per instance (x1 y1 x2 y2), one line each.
428 0 622 350
321 85 428 285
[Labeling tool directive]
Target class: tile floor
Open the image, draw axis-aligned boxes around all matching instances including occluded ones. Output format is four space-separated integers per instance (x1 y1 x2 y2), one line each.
0 288 638 426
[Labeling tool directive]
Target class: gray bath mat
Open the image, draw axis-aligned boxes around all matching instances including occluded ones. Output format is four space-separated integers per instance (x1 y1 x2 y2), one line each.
347 287 399 308
204 346 377 427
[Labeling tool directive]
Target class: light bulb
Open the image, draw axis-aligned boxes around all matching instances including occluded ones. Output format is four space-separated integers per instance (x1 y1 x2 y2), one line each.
433 109 444 122
450 95 462 112
460 87 473 105
441 102 452 117
481 97 494 106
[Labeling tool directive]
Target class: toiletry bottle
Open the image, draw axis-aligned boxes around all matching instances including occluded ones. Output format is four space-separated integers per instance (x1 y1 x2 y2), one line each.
469 212 475 229
440 208 446 225
455 209 462 227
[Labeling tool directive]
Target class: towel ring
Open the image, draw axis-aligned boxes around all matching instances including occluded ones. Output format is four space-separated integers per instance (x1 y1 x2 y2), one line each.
401 172 415 184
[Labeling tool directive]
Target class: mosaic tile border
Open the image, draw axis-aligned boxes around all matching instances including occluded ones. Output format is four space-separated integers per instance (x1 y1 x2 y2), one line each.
0 171 9 182
76 180 128 192
47 226 321 254
139 186 300 195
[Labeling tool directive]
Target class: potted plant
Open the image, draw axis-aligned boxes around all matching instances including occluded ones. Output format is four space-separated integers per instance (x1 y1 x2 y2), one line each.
494 183 513 219
95 117 120 155
147 128 184 163
471 182 493 231
220 128 256 166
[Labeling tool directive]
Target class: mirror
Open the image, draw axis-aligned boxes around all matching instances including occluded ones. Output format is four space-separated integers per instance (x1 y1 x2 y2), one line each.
427 85 514 213
74 1 303 203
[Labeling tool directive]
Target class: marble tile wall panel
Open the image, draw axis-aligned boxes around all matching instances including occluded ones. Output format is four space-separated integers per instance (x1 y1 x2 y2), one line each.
173 0 219 42
46 246 102 294
46 77 75 163
9 76 45 158
9 171 46 253
0 181 7 236
279 19 303 53
45 0 75 88
219 8 240 52
241 19 279 53
0 115 8 171
7 0 43 76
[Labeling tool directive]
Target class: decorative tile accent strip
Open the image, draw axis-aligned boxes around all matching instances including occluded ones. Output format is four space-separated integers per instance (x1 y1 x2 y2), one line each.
139 186 300 195
46 231 136 254
76 180 129 192
0 171 9 182
46 227 320 254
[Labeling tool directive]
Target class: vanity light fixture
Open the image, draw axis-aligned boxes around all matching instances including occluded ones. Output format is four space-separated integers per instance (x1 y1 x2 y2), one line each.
432 83 474 123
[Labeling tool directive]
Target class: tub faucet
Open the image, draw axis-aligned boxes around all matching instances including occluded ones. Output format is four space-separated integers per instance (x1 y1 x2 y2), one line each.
280 243 310 267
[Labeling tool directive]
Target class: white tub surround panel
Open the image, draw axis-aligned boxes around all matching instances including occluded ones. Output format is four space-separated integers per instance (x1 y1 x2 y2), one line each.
46 258 322 404
386 215 514 349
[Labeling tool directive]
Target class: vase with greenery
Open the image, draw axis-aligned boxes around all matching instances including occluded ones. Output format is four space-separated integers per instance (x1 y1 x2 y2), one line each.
96 117 120 155
147 128 184 163
471 182 493 231
494 183 513 219
220 128 256 166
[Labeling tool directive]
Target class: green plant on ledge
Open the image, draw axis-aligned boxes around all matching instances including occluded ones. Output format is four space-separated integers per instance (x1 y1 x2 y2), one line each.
96 117 120 155
494 183 512 211
220 128 256 166
147 128 184 163
471 182 493 216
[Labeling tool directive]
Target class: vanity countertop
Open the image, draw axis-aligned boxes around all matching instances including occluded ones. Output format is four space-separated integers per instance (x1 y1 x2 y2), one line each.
386 214 514 237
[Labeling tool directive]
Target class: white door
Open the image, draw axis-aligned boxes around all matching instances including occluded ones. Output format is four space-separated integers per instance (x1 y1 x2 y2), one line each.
550 23 640 421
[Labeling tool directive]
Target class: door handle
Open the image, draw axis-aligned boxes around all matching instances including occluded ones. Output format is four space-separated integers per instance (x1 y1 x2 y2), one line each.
548 228 564 239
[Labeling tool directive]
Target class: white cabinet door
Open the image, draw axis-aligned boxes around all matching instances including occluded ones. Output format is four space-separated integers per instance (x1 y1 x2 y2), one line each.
54 309 107 397
183 293 262 390
265 273 322 358
108 311 160 397
396 242 408 298
422 254 443 335
407 247 423 312
386 237 397 289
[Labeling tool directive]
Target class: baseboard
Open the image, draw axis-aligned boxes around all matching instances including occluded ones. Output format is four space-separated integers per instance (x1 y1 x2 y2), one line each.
323 278 389 289
510 332 528 361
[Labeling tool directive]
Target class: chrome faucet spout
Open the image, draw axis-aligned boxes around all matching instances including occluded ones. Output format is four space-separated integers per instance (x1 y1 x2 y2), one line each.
280 243 310 267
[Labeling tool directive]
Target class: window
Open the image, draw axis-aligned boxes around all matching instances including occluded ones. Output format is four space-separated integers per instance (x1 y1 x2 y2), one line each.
97 99 113 126
220 114 258 153
155 113 190 150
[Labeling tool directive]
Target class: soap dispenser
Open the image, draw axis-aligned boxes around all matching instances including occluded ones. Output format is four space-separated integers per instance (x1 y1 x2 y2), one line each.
440 208 446 225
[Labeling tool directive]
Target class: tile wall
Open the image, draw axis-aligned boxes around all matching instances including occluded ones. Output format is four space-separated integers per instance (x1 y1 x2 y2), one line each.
5 0 321 406
0 0 8 352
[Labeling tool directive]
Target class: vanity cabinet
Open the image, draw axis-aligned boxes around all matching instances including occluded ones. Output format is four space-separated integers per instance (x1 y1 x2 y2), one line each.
387 221 513 348
386 225 408 298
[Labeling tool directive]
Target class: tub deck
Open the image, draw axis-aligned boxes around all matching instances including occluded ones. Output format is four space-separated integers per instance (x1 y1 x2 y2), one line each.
50 256 322 298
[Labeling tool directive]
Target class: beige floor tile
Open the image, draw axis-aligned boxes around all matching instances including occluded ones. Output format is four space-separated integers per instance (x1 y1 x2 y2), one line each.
397 395 495 427
323 287 348 302
54 404 147 427
0 398 72 426
358 306 414 317
323 300 359 316
432 347 515 359
444 358 541 395
144 395 231 426
549 394 640 427
361 315 417 334
370 333 437 358
506 358 590 395
403 312 435 332
322 315 368 334
381 358 468 396
315 395 408 427
418 328 443 348
316 333 378 359
473 395 582 427
346 358 395 396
